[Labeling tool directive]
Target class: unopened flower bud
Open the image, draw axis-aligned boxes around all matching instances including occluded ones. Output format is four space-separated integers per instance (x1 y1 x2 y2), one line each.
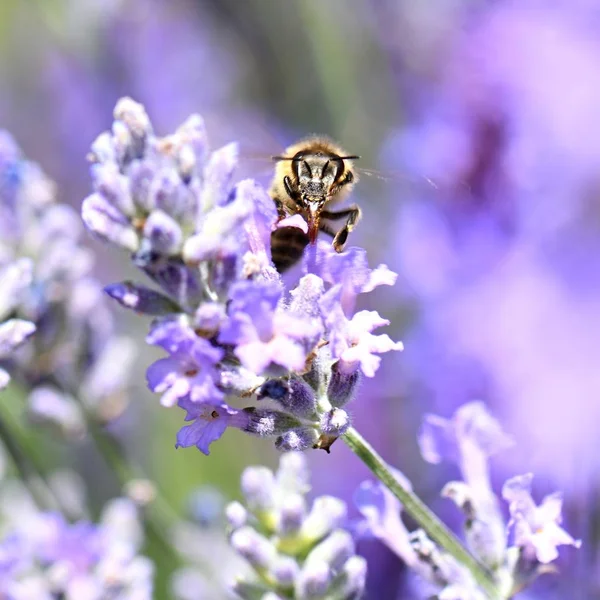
149 170 188 217
276 493 307 536
143 209 183 255
441 481 475 519
305 530 356 573
258 377 317 419
230 527 277 572
104 282 180 315
242 407 303 437
199 142 238 212
319 408 350 436
226 501 248 529
128 161 155 212
88 131 115 163
300 496 347 543
327 363 360 408
174 114 208 181
442 482 506 569
241 466 276 514
140 260 203 310
113 97 151 161
91 162 135 216
81 193 139 252
327 555 367 599
295 560 332 600
275 428 319 452
269 555 300 588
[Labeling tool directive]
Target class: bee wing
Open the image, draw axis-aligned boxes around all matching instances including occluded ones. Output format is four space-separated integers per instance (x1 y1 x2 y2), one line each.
356 166 441 191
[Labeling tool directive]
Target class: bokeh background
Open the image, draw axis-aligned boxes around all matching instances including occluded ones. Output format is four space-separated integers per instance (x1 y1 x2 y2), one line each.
0 0 597 597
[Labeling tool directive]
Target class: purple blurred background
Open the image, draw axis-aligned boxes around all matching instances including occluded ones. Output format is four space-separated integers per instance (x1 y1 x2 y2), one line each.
0 0 596 596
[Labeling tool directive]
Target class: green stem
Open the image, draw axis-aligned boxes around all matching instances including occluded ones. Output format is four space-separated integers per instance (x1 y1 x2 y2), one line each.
0 414 61 513
82 412 181 564
0 401 82 519
342 426 501 599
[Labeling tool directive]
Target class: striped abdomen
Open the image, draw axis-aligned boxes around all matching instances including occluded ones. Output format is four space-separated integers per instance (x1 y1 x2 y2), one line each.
271 226 310 272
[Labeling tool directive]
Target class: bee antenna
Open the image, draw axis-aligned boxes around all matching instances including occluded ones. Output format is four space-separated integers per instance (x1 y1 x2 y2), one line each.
338 155 360 160
272 155 295 162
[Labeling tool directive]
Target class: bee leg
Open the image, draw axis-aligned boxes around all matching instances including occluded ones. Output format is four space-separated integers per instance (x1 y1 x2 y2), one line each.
321 205 362 252
284 176 303 209
320 205 360 222
273 198 286 217
319 223 336 238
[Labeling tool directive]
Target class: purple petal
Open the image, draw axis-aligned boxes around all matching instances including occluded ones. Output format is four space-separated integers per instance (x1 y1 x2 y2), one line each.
160 378 191 408
189 375 224 404
502 473 534 504
146 318 195 352
177 395 204 420
353 478 416 566
146 357 180 393
235 342 274 374
175 404 235 455
268 336 307 372
537 492 564 525
339 349 381 378
219 312 256 346
455 402 514 457
348 310 390 333
362 265 398 292
418 415 458 464
189 337 224 366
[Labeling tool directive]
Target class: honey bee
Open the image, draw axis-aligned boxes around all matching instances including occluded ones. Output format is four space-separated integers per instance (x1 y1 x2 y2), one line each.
269 137 360 272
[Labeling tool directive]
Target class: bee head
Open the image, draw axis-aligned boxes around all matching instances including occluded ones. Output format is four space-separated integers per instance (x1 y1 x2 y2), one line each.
272 141 359 241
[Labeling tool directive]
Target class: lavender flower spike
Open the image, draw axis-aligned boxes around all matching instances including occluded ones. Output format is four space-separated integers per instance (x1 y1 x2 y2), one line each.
354 476 485 598
228 453 366 599
84 99 402 455
502 473 581 564
0 499 153 597
419 402 512 570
